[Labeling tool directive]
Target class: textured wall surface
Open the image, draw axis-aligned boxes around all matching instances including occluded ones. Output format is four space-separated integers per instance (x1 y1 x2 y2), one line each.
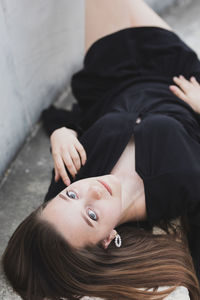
146 0 176 12
0 0 84 179
0 0 178 179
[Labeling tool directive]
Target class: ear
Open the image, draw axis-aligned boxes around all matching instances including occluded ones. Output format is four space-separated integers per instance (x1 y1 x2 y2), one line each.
101 229 117 249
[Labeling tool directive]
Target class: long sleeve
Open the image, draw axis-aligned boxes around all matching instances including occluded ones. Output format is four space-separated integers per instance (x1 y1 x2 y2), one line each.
144 170 200 224
41 66 115 138
133 113 200 222
41 103 84 138
144 170 200 281
134 113 200 280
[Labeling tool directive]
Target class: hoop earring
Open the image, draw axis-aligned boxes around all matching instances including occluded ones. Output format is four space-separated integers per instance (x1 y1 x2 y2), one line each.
115 233 122 248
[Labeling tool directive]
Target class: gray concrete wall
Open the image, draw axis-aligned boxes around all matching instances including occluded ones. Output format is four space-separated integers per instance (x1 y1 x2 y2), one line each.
0 0 177 180
0 0 84 179
146 0 176 13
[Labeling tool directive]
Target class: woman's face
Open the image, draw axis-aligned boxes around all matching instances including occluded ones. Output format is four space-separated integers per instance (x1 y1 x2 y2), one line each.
41 174 122 248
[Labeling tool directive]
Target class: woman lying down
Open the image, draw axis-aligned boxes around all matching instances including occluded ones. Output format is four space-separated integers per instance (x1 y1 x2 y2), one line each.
2 0 200 299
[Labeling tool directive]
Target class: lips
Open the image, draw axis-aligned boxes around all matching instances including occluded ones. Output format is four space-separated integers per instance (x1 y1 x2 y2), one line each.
97 179 112 195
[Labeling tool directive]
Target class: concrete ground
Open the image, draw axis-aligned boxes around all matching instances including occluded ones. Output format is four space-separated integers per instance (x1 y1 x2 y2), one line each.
1 0 200 299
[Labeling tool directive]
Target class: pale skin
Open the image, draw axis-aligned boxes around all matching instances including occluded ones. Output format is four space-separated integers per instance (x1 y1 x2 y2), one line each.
42 137 146 249
41 0 200 249
169 75 200 114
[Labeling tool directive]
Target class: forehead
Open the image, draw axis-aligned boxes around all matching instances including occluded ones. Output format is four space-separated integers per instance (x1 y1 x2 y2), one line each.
41 196 97 247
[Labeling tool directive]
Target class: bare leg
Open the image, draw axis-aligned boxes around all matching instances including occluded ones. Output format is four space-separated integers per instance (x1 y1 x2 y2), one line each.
85 0 172 53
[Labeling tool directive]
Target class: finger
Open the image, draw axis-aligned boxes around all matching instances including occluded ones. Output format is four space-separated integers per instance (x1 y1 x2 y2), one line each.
173 75 191 93
69 147 82 171
169 85 188 101
190 76 200 87
54 154 71 185
75 141 87 166
62 153 77 179
54 168 60 182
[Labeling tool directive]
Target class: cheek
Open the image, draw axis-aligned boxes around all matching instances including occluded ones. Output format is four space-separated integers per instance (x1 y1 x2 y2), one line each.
101 198 121 226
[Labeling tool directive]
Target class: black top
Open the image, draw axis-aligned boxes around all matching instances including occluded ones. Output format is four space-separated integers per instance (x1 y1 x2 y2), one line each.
42 27 200 280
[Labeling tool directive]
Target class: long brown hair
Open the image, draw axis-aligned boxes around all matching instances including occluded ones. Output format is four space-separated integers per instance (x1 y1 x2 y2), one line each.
2 201 200 300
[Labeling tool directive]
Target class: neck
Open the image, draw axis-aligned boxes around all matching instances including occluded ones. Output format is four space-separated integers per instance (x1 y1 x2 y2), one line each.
114 172 146 225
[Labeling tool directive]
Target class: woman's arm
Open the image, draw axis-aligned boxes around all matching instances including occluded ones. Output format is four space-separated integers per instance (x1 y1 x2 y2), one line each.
42 103 84 138
169 75 200 114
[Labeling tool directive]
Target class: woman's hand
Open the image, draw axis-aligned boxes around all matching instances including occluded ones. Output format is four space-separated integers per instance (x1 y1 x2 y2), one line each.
169 75 200 114
50 127 87 186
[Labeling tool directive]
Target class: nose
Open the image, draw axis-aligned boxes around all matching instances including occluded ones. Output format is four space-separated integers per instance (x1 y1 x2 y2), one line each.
88 185 103 200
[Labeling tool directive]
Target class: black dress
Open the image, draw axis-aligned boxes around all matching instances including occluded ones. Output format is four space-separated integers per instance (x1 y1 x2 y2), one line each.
42 27 200 281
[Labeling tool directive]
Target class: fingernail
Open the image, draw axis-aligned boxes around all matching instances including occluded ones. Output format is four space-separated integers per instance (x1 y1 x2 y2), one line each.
179 75 183 78
173 76 178 80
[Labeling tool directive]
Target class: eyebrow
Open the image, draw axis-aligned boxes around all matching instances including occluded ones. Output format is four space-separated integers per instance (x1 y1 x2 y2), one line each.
59 193 69 201
59 193 94 228
81 213 94 228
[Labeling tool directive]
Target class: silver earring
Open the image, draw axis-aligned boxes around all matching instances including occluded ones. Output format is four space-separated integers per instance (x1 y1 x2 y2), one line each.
115 233 122 248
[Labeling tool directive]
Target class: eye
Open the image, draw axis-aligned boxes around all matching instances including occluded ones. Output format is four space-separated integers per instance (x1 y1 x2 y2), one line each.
88 209 98 221
66 190 77 199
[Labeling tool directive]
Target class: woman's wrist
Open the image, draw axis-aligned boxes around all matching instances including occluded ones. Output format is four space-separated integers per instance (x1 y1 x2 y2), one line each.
65 127 78 138
53 127 78 137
